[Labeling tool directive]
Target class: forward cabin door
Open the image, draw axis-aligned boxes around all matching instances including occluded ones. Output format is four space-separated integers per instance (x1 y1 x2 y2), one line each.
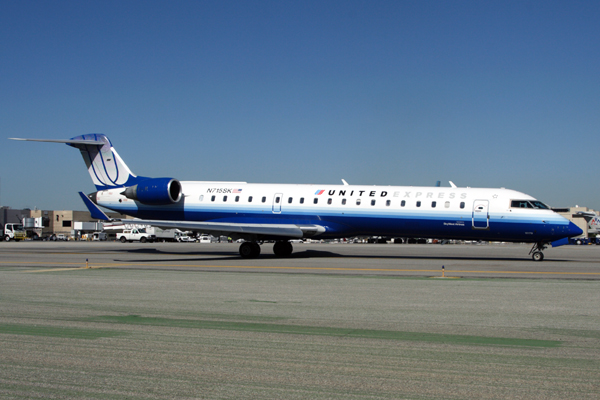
472 200 489 230
272 193 283 214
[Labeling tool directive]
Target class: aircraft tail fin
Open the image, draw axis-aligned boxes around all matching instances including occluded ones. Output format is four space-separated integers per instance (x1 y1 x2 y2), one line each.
67 134 143 190
10 134 146 190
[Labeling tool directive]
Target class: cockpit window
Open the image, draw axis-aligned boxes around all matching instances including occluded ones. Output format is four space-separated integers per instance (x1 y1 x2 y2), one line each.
530 201 549 209
511 200 532 208
511 200 549 209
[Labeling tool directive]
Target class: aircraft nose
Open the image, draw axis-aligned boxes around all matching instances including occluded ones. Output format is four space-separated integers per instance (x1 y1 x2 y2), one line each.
567 221 583 238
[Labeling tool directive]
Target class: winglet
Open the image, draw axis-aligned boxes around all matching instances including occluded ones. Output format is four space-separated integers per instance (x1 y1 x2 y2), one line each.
78 192 110 221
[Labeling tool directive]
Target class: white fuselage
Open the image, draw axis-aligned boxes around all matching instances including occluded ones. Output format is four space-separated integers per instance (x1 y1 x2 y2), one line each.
94 181 575 243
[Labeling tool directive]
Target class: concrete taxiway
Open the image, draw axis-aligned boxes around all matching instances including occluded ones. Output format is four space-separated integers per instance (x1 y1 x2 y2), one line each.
1 241 599 279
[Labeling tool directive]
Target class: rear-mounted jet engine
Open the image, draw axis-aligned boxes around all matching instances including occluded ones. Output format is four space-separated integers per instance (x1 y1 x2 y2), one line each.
121 178 182 205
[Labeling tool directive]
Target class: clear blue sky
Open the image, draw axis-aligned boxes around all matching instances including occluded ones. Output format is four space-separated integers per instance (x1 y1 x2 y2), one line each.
1 0 599 211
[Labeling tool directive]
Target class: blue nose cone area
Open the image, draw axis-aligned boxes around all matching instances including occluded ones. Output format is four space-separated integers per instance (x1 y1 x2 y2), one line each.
567 221 583 237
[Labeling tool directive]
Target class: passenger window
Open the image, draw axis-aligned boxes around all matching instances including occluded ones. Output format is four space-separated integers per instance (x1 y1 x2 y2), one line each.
314 198 318 204
327 198 332 205
431 201 436 208
200 195 204 202
248 196 253 203
235 196 239 202
416 201 421 207
445 201 450 208
356 199 361 206
386 200 391 206
288 197 292 204
460 202 465 209
371 199 376 206
342 198 346 205
401 200 406 207
275 197 280 203
223 196 227 202
262 197 266 203
211 195 215 202
300 197 304 204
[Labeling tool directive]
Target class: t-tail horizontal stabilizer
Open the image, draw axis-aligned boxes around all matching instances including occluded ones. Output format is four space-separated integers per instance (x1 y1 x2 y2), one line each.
78 192 111 221
9 138 105 146
10 134 143 190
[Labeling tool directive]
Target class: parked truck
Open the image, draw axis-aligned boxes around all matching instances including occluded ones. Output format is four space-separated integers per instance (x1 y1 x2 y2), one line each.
3 223 27 242
147 227 179 242
119 228 156 243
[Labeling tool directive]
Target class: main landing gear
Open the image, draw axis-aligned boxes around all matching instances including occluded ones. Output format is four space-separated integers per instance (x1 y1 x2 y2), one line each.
273 241 293 257
529 242 547 261
238 241 294 259
239 241 261 258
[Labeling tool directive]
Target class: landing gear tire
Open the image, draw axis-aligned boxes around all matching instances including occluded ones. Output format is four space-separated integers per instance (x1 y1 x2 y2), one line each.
239 241 261 258
529 242 547 262
273 241 293 257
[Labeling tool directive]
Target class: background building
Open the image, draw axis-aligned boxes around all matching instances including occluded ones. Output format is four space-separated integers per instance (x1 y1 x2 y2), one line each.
29 209 127 238
552 206 599 239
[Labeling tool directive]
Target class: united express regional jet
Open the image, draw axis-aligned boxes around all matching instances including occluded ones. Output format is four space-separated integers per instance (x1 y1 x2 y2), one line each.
11 134 582 260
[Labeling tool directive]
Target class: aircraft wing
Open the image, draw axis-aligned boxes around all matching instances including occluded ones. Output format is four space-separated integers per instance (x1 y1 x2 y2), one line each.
79 192 111 220
123 219 325 239
78 191 325 240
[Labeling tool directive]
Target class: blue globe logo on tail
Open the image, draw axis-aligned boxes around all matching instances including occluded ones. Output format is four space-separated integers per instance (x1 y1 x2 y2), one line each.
67 134 146 190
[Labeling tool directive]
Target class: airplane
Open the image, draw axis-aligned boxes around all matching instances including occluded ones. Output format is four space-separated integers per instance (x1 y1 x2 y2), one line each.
10 133 582 260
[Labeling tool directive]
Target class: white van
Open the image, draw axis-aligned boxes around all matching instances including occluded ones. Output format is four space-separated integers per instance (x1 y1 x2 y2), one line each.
92 232 107 241
198 235 212 243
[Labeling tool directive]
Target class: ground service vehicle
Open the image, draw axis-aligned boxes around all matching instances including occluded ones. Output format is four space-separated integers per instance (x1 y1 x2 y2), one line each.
148 227 179 242
119 228 156 243
92 232 107 241
3 223 26 242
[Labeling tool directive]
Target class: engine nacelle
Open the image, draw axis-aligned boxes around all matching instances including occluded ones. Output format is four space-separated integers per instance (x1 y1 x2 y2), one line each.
121 178 182 205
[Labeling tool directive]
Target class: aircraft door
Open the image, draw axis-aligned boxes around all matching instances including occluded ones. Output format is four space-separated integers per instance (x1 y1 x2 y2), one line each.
272 193 283 214
472 200 489 230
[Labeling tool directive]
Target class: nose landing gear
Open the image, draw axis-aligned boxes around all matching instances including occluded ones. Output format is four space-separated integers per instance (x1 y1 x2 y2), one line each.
529 242 547 261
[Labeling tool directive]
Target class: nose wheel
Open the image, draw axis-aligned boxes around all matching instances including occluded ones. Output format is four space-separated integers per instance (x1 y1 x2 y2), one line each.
529 242 547 261
531 251 544 261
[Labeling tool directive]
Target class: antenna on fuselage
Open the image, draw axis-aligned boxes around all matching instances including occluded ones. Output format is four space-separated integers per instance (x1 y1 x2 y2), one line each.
449 181 457 188
341 179 349 186
435 181 441 187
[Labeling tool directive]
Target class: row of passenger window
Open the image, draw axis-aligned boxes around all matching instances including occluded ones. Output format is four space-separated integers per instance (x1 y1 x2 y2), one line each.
200 195 466 209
